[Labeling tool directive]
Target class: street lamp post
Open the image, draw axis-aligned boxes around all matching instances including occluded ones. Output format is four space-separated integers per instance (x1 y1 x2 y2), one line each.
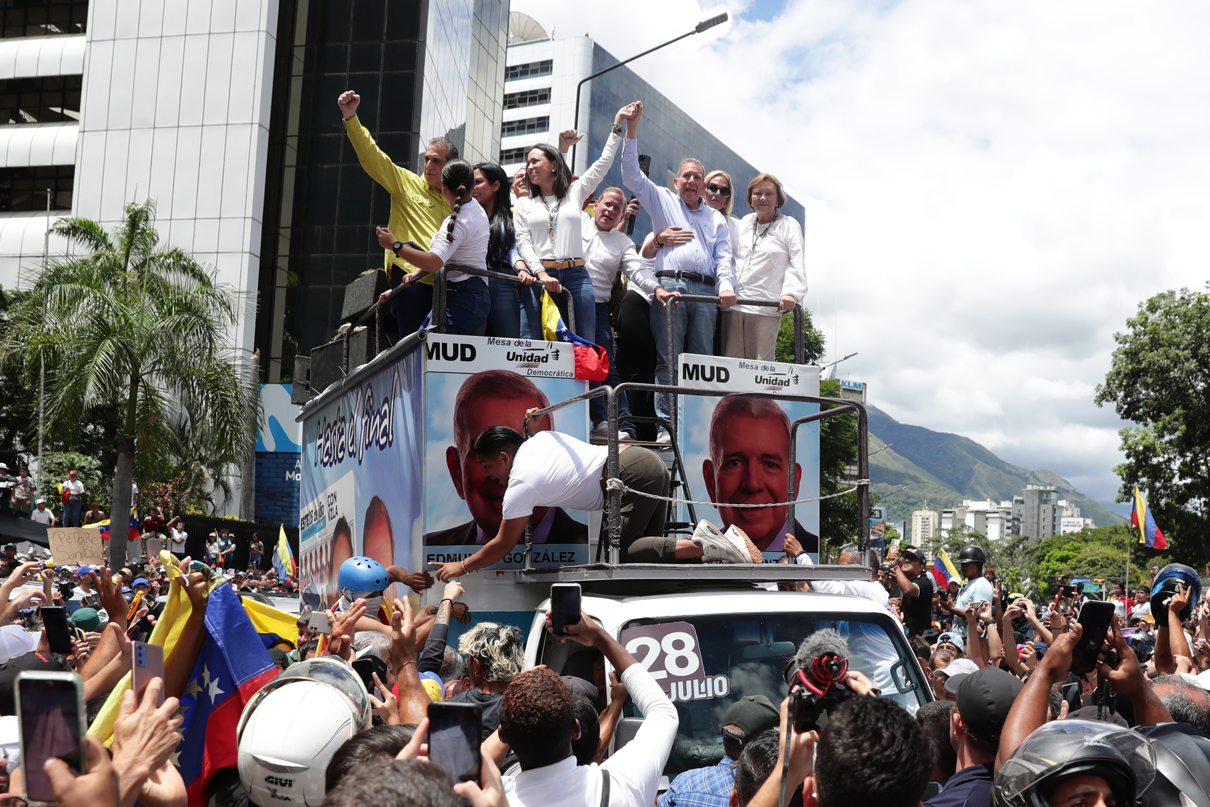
569 12 728 171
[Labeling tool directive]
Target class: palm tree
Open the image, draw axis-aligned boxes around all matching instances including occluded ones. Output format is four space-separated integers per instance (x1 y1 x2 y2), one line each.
1 200 257 568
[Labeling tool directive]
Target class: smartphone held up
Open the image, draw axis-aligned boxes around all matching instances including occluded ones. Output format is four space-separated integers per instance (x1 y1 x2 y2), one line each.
17 671 87 804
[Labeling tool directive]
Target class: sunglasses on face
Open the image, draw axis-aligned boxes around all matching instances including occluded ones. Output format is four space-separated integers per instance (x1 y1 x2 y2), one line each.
706 183 731 198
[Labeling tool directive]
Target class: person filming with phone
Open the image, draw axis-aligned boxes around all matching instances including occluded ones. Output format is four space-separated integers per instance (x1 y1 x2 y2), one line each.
500 607 678 807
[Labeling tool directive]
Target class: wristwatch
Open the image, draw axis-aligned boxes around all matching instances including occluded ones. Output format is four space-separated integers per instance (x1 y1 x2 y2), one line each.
611 123 623 136
392 241 403 254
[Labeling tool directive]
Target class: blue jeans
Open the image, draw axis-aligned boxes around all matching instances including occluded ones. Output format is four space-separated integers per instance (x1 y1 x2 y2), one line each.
590 302 633 433
518 283 544 339
63 499 82 527
486 268 521 339
443 277 490 335
389 271 434 338
651 277 718 421
545 266 595 341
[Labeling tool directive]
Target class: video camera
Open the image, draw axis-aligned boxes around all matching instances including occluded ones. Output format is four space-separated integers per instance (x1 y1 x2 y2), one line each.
782 628 855 732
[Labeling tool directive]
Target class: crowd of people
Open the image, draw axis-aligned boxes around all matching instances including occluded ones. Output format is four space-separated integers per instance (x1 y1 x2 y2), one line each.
341 91 807 442
0 522 1204 807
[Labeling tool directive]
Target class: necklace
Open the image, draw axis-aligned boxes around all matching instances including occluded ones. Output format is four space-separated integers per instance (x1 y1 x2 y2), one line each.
744 215 778 272
536 193 561 243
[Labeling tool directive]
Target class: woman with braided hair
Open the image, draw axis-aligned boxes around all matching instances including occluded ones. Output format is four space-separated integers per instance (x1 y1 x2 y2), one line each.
377 159 490 335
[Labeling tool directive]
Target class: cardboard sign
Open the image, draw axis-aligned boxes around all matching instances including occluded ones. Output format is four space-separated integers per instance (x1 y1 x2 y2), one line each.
48 528 103 566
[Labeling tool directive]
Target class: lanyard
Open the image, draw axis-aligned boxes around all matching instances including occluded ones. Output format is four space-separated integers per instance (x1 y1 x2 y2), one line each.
745 216 778 272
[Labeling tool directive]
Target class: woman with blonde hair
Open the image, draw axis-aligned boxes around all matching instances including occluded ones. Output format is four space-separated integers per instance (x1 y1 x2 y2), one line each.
703 169 741 249
722 172 806 360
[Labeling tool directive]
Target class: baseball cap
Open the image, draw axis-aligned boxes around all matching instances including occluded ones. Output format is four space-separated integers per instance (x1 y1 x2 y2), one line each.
937 632 966 654
0 625 40 665
954 667 1023 740
0 463 8 470
419 671 445 702
76 564 98 578
0 651 73 714
132 577 149 588
902 546 926 565
69 608 101 632
937 658 980 693
68 469 77 475
721 695 780 748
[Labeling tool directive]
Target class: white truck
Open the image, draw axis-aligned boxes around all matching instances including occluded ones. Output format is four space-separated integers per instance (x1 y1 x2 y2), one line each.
524 580 932 782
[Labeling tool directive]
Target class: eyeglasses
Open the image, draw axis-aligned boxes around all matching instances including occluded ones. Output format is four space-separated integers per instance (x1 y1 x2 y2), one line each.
706 183 731 198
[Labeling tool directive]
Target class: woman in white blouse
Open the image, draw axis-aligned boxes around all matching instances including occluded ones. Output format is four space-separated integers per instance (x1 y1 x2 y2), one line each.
513 102 638 339
703 169 741 249
722 173 806 360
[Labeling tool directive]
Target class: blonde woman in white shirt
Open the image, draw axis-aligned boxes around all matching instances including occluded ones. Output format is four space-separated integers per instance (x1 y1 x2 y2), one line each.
703 169 741 250
514 102 638 339
722 173 806 360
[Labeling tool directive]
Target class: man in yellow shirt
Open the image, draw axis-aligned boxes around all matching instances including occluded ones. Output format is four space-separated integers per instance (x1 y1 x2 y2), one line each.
338 89 457 336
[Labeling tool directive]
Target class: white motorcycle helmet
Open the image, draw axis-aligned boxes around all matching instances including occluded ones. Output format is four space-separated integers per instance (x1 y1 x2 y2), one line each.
236 657 372 806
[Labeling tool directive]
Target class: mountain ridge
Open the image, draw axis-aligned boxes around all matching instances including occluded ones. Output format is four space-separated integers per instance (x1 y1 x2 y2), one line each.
867 405 1124 534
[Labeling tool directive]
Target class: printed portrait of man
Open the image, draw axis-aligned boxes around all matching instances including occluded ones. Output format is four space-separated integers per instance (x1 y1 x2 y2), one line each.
425 369 588 546
702 396 820 553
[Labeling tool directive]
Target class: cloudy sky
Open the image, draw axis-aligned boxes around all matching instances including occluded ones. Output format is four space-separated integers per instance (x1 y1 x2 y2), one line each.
513 0 1210 515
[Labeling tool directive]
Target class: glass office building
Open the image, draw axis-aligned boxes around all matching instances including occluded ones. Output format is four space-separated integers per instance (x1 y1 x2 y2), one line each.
256 0 509 382
501 20 804 230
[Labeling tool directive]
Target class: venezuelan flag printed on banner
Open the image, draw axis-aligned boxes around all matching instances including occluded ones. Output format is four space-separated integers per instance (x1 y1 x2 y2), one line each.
540 290 609 381
931 548 960 589
272 525 295 581
1131 485 1167 550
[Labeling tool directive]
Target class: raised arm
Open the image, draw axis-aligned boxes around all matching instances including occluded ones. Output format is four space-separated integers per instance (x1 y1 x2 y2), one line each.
621 103 663 211
571 104 634 201
339 90 422 198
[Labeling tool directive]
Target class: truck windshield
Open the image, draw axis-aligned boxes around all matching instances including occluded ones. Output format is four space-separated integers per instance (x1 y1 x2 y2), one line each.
618 613 927 778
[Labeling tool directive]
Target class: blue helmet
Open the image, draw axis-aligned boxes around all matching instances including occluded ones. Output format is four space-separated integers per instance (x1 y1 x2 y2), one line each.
1150 564 1200 622
337 556 389 595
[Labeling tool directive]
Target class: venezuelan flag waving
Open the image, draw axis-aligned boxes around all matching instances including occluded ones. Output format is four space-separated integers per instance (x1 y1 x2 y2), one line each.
1131 485 1167 549
931 548 960 589
540 290 609 381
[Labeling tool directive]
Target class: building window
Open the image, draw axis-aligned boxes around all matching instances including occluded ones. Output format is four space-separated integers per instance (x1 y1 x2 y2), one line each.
503 88 550 110
0 0 88 37
0 165 74 211
500 146 530 164
501 116 548 138
0 76 82 125
505 59 552 81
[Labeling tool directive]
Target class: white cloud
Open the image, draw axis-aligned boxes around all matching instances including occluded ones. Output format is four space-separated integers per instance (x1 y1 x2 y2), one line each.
513 0 1210 511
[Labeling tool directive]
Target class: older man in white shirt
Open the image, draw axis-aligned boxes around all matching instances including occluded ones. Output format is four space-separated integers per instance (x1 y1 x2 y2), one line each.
581 188 671 441
621 102 736 444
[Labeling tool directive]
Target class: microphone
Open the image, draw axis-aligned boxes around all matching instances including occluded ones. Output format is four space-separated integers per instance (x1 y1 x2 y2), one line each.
785 629 854 732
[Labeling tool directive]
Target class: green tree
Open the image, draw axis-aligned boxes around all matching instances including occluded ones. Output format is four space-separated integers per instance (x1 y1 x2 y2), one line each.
1 200 257 568
1095 285 1210 567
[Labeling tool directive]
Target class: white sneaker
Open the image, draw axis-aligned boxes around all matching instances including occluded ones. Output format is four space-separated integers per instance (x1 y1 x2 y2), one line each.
724 525 764 563
656 427 672 444
691 520 749 563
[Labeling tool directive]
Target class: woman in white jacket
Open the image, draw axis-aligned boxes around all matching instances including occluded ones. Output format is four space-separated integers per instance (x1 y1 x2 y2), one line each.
722 173 806 360
513 102 638 339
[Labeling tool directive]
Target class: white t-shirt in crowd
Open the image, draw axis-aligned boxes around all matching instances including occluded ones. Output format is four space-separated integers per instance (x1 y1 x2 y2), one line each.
63 479 84 500
0 715 18 773
429 197 489 283
581 214 657 303
500 432 609 521
30 507 55 525
509 662 678 807
170 527 187 553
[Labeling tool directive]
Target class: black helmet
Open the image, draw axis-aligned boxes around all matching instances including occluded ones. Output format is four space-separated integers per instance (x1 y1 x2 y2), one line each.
1136 723 1210 807
957 545 987 565
995 720 1156 807
1150 564 1201 623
